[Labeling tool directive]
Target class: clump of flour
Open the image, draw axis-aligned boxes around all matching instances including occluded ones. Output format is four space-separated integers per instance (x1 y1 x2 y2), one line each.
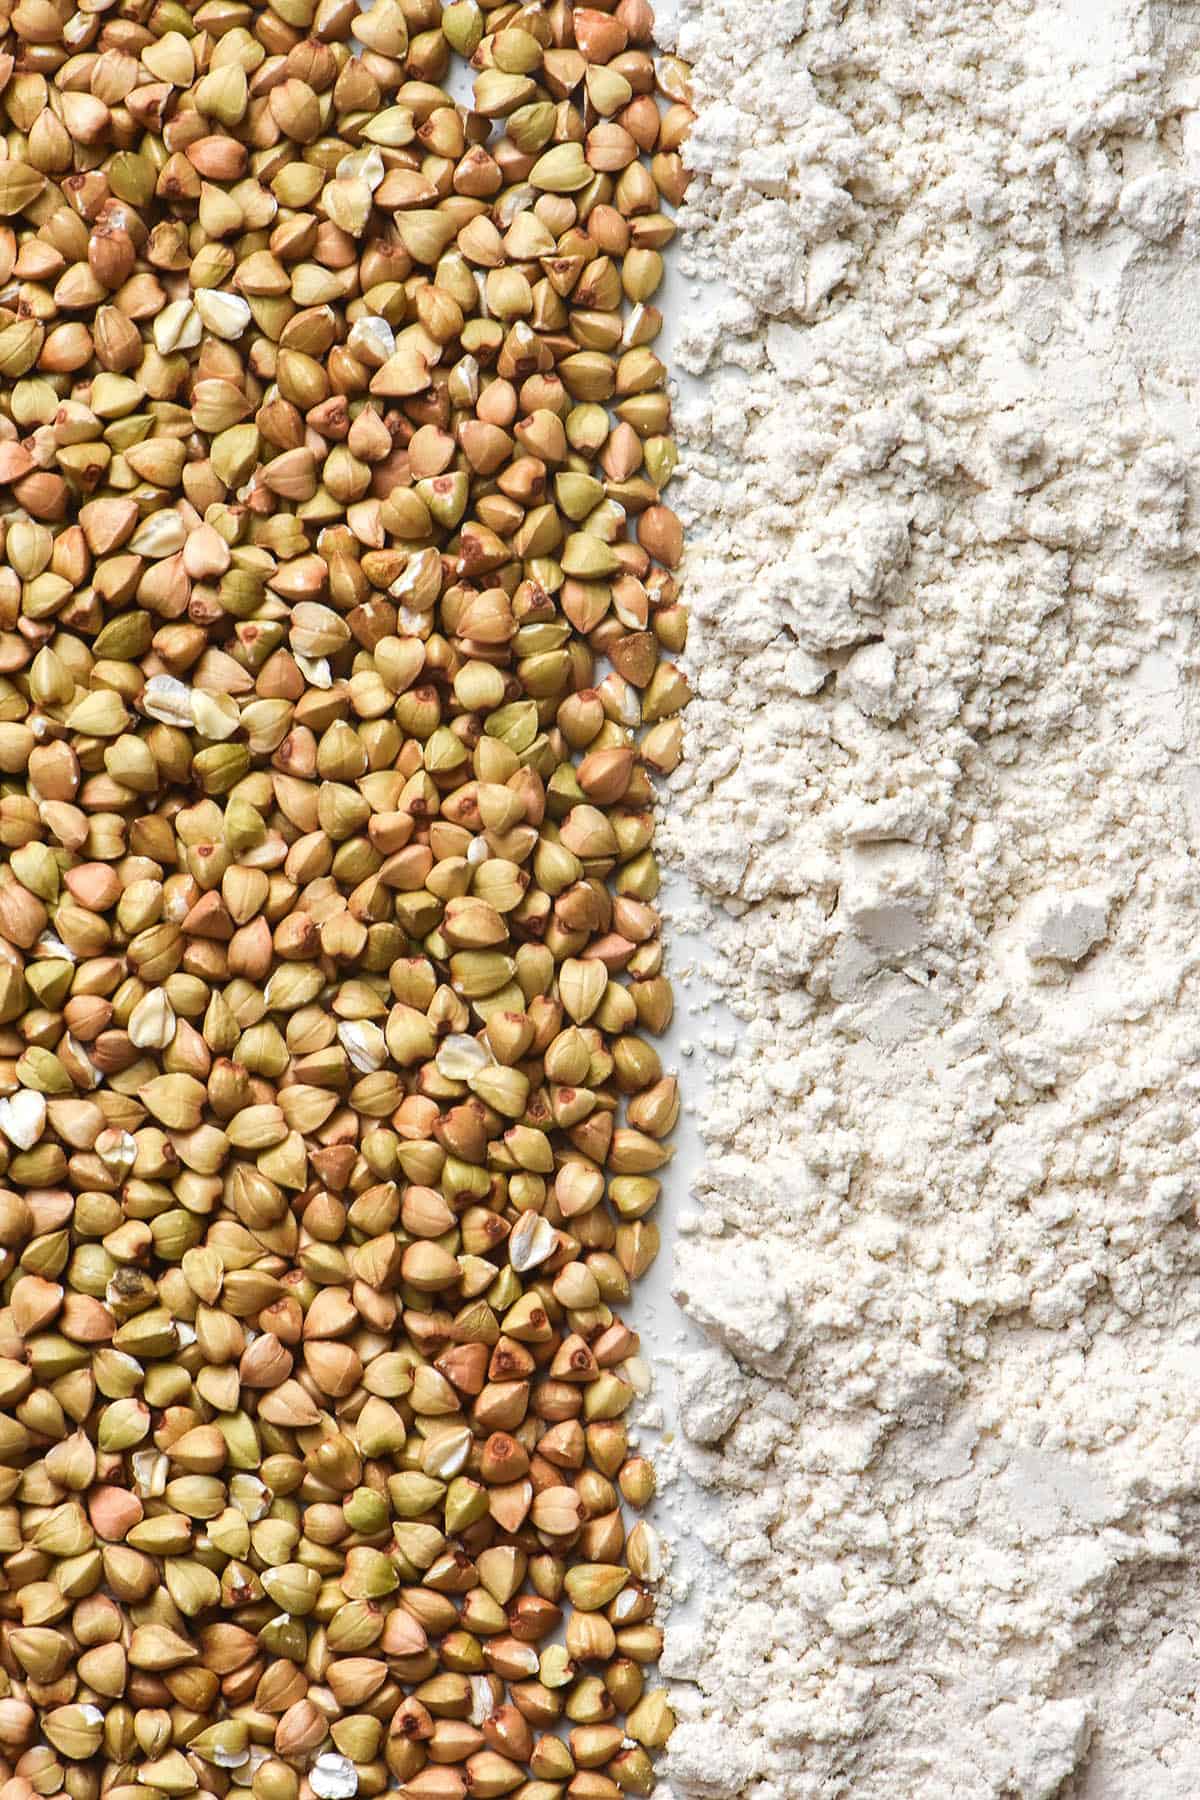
649 0 1200 1795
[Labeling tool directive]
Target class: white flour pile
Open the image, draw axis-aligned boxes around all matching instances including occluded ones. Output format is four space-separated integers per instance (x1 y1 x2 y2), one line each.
647 0 1200 1794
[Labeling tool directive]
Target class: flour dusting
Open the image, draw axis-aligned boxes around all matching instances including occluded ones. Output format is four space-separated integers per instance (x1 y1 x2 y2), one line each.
652 0 1200 1794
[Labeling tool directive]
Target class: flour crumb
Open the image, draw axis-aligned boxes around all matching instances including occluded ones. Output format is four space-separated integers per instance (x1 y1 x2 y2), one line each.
1025 888 1111 963
1119 169 1188 240
837 641 899 721
673 1346 751 1446
983 1699 1093 1800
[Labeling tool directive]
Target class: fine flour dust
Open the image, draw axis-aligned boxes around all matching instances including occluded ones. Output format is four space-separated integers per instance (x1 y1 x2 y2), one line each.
650 0 1200 1795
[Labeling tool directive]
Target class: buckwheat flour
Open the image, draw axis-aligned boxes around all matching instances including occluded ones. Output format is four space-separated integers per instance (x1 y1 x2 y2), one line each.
649 0 1200 1794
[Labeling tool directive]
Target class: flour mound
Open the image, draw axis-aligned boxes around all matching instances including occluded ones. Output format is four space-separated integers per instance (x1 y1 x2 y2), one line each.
655 0 1200 1794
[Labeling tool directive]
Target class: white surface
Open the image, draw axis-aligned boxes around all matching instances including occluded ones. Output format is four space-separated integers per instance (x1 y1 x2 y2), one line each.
629 0 1200 1793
